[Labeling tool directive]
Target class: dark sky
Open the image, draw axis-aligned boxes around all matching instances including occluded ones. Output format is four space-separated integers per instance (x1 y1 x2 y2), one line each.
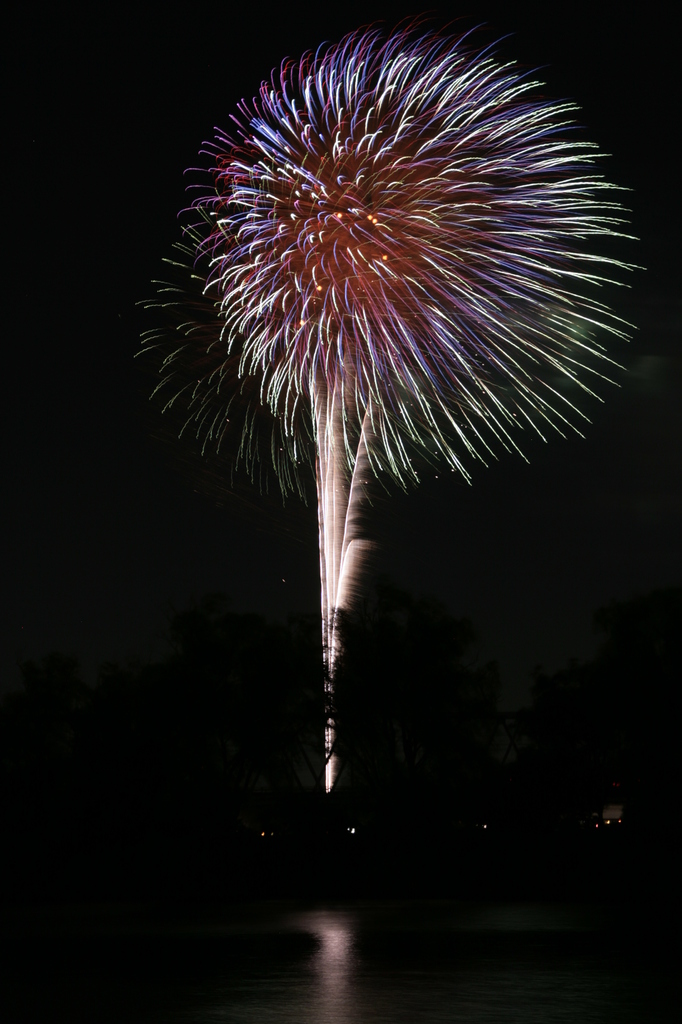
5 3 680 707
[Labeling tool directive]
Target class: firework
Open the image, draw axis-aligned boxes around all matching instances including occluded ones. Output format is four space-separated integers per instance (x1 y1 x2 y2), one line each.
142 25 631 791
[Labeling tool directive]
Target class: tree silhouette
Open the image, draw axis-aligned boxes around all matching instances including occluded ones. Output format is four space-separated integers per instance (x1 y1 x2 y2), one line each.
330 581 499 826
0 653 88 832
514 588 681 832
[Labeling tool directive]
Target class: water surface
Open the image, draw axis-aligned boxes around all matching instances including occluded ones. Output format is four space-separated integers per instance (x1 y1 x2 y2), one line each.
3 901 675 1022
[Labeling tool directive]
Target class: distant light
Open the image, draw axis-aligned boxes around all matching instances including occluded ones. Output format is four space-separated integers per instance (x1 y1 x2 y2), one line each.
382 254 388 260
316 285 323 291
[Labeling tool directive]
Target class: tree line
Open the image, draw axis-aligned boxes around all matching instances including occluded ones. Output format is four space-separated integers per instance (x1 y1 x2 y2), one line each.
1 583 678 899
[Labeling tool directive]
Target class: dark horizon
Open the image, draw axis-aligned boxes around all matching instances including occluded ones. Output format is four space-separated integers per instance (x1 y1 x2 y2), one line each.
2 581 677 907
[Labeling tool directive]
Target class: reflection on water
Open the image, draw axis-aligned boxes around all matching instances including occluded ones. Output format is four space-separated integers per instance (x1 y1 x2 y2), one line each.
308 911 357 1021
2 902 675 1023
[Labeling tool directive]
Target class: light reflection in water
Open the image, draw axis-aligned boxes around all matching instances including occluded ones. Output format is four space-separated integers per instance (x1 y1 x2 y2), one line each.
305 910 357 1021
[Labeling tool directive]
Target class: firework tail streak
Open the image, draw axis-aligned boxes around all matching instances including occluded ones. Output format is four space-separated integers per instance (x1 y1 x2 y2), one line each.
143 25 633 792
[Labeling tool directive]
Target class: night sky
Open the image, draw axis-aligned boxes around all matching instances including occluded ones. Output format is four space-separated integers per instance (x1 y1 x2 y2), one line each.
5 2 680 707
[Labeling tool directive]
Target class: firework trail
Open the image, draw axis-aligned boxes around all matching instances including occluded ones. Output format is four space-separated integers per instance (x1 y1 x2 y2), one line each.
143 25 632 791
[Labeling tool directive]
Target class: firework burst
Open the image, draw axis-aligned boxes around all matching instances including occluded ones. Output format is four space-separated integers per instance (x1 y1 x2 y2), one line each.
142 25 632 790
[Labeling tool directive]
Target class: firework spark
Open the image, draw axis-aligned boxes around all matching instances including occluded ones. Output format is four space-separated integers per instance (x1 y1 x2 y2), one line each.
142 25 632 791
